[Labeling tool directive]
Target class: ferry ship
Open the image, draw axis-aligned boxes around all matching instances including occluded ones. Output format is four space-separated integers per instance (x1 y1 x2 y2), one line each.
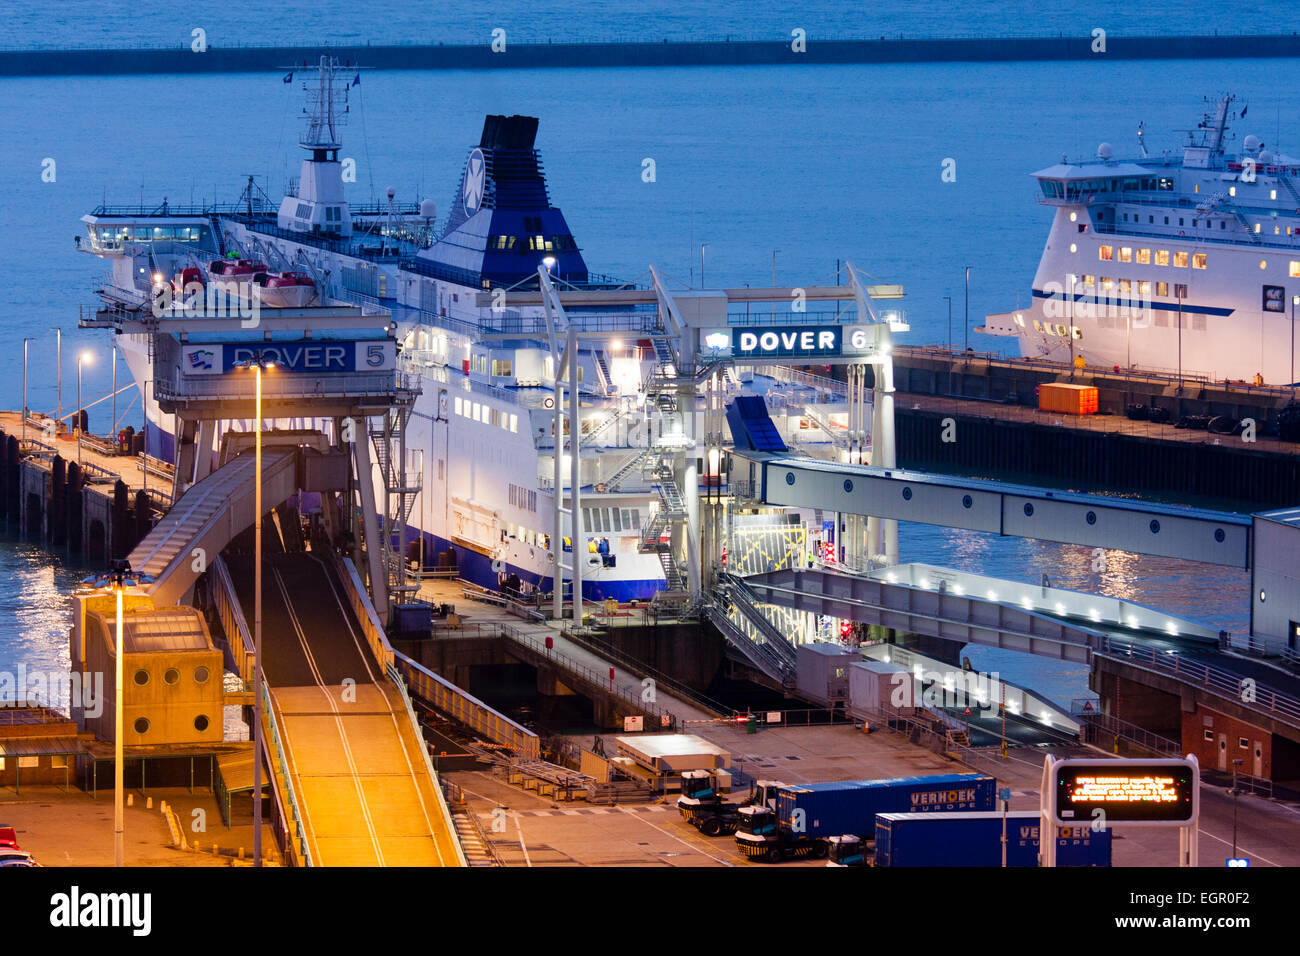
983 94 1300 385
76 57 859 605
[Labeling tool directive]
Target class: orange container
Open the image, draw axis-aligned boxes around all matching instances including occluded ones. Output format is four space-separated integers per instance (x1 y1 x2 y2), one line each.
1038 382 1098 415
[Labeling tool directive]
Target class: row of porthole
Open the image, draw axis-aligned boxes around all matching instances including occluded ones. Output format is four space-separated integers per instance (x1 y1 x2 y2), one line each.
133 666 210 687
133 715 211 735
807 471 1230 544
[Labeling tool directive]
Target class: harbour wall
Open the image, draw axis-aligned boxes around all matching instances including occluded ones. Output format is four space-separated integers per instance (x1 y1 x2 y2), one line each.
3 34 1300 77
0 428 159 565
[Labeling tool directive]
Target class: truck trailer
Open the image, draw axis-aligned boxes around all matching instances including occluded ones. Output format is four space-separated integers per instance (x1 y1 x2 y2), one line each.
736 772 996 862
873 811 1112 867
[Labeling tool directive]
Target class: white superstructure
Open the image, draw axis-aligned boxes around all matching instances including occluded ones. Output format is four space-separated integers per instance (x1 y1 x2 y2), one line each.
984 94 1300 385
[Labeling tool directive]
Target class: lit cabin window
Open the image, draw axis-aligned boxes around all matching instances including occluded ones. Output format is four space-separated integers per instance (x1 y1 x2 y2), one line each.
1272 189 1278 200
1138 280 1151 295
1100 276 1114 291
1229 186 1237 197
1119 247 1132 263
1290 261 1300 277
1156 281 1169 296
1154 249 1170 266
1069 243 1077 253
1119 278 1132 294
1014 313 1026 328
1194 184 1200 193
454 396 463 416
1173 251 1188 268
510 414 518 433
1099 245 1114 261
1082 274 1095 287
1260 260 1268 270
1192 254 1207 269
1255 223 1262 233
1136 248 1150 264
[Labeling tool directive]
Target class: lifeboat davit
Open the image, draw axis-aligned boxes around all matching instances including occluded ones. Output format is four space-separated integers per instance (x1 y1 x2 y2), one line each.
205 257 266 302
252 270 318 308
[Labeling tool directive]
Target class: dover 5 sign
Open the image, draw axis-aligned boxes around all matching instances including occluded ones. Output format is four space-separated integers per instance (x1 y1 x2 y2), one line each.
183 341 396 375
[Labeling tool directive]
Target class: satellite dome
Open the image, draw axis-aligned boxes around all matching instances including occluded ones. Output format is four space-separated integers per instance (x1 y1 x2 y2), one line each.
1259 150 1274 164
386 186 396 199
419 199 437 219
1097 142 1113 160
1243 134 1261 152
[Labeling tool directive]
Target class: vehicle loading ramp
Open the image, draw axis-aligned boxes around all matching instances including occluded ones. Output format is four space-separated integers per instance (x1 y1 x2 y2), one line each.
129 450 299 605
226 552 463 867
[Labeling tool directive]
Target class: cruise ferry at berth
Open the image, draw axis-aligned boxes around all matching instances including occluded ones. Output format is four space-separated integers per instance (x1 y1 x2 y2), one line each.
983 94 1300 385
75 57 860 605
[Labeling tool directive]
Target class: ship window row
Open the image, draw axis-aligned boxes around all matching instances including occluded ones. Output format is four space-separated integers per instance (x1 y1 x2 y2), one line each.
452 395 519 432
489 234 577 252
508 483 537 513
505 523 549 550
95 225 207 242
1098 245 1207 269
1031 321 1083 340
1081 275 1188 298
1040 177 1171 199
583 506 641 536
1120 210 1233 231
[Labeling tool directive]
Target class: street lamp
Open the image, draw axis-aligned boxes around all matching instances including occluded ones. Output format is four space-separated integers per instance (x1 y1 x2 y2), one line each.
82 560 155 868
23 337 33 446
1067 274 1077 377
1231 757 1244 859
234 352 275 866
964 266 971 351
700 242 709 289
1291 295 1298 399
51 327 62 428
77 351 94 468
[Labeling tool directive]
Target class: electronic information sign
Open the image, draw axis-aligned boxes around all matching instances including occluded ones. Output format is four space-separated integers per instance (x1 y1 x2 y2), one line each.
1050 758 1198 827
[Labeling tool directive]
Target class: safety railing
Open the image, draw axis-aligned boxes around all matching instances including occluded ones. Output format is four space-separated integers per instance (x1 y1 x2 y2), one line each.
1098 639 1300 729
337 555 394 672
392 650 540 759
210 556 254 678
1074 707 1181 756
497 622 677 729
558 626 731 716
384 661 470 867
260 678 313 867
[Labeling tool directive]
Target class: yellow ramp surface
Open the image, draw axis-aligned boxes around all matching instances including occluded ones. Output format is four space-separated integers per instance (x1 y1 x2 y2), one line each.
271 682 463 867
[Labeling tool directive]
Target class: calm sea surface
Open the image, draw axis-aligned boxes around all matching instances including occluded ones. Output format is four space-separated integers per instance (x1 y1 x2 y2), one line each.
0 7 1277 704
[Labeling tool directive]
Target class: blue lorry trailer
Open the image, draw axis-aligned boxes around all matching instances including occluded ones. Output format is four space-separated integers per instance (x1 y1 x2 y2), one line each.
873 810 1112 867
736 772 996 862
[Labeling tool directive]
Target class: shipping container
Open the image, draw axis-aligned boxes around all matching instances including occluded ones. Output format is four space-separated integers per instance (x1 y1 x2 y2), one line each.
1038 382 1099 415
776 773 995 839
874 811 1111 866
